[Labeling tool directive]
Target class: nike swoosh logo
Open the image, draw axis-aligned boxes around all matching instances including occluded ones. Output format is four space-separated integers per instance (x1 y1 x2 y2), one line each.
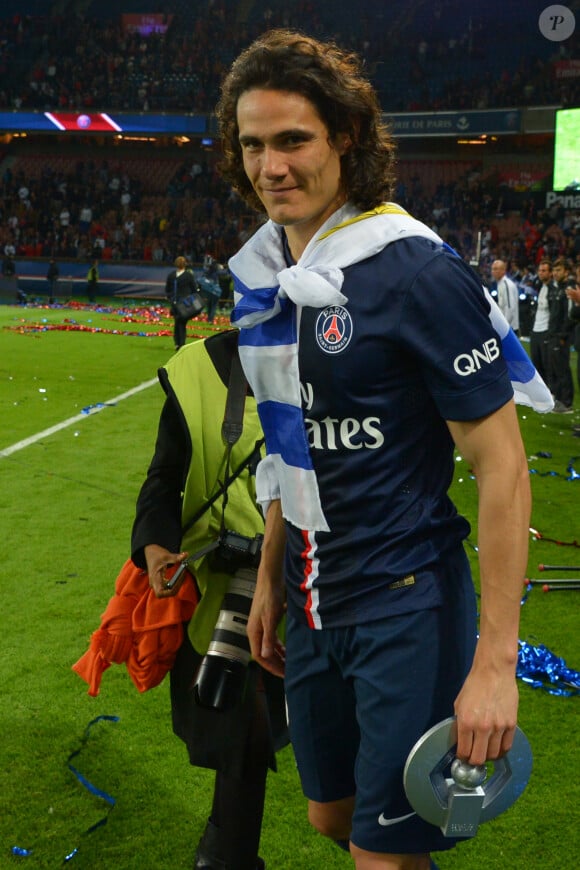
377 811 416 827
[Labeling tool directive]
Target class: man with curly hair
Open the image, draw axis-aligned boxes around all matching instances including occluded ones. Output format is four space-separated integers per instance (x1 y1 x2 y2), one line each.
218 30 532 870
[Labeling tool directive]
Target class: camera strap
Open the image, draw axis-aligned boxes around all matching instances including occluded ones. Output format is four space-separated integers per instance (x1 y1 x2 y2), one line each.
221 348 247 447
218 350 249 536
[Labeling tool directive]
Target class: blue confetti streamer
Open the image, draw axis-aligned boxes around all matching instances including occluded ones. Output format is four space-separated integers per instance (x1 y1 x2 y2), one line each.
528 455 580 481
519 586 579 694
64 714 120 862
11 715 120 863
567 456 580 482
81 402 117 415
520 583 532 605
67 764 116 807
517 640 580 697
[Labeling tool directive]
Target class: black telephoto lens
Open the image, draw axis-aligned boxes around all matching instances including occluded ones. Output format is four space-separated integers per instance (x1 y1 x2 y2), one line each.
193 568 256 711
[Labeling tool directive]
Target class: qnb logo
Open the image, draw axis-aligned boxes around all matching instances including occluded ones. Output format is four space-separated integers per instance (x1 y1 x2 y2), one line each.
453 338 500 376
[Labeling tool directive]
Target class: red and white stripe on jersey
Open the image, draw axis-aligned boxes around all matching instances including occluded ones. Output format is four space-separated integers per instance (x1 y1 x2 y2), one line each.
299 530 322 629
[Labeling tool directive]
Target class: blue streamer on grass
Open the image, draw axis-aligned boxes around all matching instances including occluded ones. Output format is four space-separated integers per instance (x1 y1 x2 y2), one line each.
11 715 119 863
528 455 580 481
518 585 579 694
517 640 580 697
81 402 117 415
62 778 117 862
64 714 120 862
567 456 580 481
520 583 532 605
459 556 578 697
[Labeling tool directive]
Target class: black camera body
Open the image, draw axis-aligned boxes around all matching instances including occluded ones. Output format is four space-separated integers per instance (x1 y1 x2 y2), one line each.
209 529 263 573
193 528 264 712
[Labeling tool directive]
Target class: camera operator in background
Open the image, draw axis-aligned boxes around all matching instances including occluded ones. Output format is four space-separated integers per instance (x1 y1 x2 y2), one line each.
201 253 222 324
131 330 287 870
165 255 200 349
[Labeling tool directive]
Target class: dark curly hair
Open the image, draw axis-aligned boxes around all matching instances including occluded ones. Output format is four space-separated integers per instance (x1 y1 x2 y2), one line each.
216 29 397 214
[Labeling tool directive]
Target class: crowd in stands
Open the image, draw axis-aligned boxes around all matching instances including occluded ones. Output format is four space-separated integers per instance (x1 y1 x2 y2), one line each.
0 0 578 114
0 149 264 266
2 146 579 286
1 0 579 284
394 165 580 282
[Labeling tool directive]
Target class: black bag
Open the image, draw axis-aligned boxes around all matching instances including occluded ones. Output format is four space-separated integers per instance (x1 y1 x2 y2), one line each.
174 292 204 320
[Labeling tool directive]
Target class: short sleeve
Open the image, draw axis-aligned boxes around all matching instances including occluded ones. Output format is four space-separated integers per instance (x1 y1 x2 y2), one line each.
398 246 513 421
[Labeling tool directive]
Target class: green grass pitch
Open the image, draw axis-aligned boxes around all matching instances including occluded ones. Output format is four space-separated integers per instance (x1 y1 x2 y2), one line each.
1 299 578 869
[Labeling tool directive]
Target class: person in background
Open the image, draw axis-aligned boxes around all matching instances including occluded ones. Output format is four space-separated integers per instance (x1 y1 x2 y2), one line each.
491 259 520 336
46 258 59 304
550 257 575 413
131 331 287 869
201 253 221 324
2 251 16 279
1 251 22 302
568 263 580 387
165 255 200 350
87 259 99 304
217 29 533 870
530 258 558 394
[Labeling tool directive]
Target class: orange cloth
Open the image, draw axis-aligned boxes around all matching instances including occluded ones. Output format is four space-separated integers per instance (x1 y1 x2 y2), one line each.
72 558 198 696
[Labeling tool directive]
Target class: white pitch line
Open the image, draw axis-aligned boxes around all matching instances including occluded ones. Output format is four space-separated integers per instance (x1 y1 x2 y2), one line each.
0 378 158 458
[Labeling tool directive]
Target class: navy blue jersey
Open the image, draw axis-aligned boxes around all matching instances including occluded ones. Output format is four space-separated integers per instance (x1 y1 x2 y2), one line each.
285 236 513 629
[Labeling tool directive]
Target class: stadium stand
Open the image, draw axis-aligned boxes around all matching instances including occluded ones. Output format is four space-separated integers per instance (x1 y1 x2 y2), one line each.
0 0 577 113
0 0 578 293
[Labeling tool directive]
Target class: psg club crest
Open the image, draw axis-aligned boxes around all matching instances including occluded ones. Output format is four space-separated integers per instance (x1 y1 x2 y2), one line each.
315 306 353 354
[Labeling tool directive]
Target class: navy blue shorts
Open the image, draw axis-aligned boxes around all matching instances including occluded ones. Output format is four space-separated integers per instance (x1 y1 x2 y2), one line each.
284 545 477 855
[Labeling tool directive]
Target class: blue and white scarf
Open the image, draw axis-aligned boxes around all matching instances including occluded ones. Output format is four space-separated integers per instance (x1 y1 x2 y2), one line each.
230 203 553 531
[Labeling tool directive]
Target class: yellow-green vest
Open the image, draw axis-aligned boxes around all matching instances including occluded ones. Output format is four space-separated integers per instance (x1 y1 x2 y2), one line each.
163 339 264 654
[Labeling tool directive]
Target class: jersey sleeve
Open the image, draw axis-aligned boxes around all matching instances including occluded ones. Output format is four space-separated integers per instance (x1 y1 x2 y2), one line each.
397 244 513 421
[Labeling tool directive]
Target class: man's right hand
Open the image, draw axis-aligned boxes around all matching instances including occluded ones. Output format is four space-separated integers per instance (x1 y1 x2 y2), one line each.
246 499 287 677
247 570 286 677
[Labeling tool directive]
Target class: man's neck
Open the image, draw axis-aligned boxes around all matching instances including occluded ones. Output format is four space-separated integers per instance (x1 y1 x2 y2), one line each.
283 196 349 262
